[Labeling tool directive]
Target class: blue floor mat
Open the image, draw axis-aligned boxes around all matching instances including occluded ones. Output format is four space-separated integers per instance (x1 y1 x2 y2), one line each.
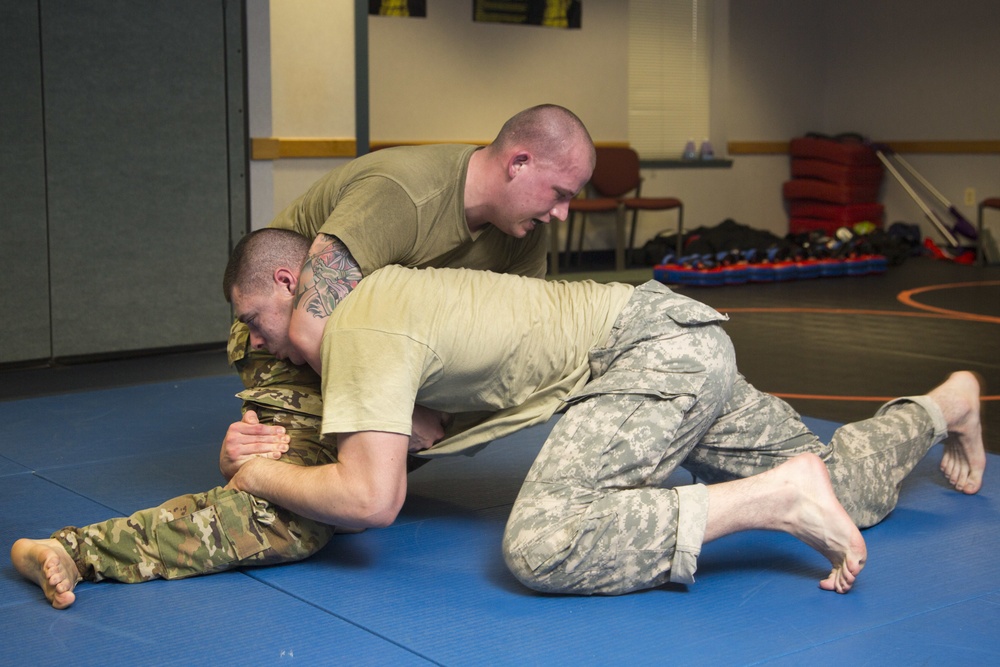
1 375 997 666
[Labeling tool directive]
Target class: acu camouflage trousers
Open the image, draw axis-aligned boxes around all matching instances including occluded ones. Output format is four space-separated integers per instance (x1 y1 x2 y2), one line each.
52 324 337 584
502 281 947 596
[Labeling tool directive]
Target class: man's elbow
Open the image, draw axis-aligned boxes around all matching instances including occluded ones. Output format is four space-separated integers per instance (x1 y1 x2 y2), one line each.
363 506 401 529
350 483 405 529
354 499 402 529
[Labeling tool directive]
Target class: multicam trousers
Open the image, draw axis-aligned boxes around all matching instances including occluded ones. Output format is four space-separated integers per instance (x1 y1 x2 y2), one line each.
502 281 946 596
53 409 338 584
52 322 336 584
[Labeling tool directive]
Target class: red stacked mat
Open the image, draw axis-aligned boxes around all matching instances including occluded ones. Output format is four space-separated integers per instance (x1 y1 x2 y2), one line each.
784 136 884 235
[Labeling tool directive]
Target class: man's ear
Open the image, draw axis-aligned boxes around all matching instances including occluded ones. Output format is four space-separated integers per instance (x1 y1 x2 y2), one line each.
507 151 531 179
273 267 299 296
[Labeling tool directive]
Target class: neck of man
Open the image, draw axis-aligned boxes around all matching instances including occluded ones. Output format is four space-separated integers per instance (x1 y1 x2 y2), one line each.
463 148 496 233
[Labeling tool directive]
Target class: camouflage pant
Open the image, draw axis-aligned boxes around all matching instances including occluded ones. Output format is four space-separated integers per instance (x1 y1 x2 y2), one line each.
54 409 338 583
502 281 946 595
52 323 339 584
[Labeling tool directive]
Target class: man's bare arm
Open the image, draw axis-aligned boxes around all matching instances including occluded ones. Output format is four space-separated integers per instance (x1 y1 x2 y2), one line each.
227 430 409 530
288 233 363 372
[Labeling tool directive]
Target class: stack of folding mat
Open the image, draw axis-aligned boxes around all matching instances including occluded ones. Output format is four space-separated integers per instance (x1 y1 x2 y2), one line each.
784 135 885 235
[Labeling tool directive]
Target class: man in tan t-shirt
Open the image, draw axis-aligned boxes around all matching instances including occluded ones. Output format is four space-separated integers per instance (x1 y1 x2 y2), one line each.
12 229 987 608
223 103 595 470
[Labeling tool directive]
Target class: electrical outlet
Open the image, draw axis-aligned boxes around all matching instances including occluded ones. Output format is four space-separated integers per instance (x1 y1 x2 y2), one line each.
964 187 976 206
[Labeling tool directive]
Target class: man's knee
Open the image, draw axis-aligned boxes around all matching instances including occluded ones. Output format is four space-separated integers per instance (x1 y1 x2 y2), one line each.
502 508 618 595
502 524 578 594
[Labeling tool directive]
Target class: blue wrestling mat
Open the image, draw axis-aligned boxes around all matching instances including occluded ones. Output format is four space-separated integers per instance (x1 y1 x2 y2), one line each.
1 375 997 665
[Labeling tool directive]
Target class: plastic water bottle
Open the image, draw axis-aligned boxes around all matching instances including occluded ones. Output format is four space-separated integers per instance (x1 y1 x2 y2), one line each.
699 138 714 160
682 139 697 160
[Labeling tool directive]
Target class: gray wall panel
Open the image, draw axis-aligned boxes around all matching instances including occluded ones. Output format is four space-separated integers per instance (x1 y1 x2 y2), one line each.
0 5 52 363
226 0 250 249
41 1 235 357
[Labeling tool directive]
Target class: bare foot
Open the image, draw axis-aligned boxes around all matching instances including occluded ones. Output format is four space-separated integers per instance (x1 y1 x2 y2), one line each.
930 371 987 495
705 453 867 593
777 454 868 593
11 538 82 609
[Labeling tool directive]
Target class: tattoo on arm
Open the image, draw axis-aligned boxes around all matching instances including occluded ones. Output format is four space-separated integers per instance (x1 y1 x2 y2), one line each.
294 234 363 320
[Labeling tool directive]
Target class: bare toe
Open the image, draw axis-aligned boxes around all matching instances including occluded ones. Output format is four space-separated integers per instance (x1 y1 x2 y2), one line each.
11 538 81 609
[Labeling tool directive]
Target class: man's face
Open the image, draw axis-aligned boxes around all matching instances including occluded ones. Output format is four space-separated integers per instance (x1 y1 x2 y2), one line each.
231 283 304 366
493 143 593 238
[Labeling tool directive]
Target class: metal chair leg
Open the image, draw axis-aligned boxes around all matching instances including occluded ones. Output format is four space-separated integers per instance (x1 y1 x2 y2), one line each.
979 202 985 267
675 205 684 259
628 209 639 266
575 214 589 266
614 205 626 272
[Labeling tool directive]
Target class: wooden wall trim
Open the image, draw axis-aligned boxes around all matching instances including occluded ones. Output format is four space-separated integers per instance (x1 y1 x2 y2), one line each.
250 138 630 159
254 137 999 160
367 139 629 152
252 137 999 160
727 141 788 155
369 140 483 151
728 140 1000 155
251 137 357 159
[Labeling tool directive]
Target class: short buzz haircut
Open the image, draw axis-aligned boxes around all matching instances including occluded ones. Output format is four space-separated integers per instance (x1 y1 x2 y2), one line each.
222 228 311 303
491 104 595 165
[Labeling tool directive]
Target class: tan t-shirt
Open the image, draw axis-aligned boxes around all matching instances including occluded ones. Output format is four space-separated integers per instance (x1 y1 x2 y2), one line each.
269 143 546 278
319 266 635 456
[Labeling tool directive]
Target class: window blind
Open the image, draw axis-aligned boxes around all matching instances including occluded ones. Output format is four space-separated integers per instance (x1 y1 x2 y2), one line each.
628 0 711 159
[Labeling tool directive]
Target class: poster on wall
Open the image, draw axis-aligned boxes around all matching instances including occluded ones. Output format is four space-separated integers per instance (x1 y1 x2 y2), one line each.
473 0 581 29
369 0 427 17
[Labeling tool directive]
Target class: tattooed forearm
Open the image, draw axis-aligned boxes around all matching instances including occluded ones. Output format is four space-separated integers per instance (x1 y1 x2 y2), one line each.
294 234 363 320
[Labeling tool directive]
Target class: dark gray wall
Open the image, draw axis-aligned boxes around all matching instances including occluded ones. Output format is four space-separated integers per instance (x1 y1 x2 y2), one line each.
0 5 51 362
0 1 246 364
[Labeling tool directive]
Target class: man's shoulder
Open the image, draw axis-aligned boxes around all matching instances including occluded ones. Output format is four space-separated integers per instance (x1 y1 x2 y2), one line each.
286 144 476 199
355 143 477 177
